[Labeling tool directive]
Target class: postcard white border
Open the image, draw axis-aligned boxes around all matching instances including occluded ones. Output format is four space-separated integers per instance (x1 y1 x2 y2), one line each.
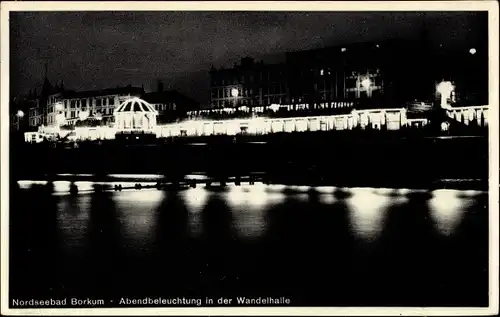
1 1 498 316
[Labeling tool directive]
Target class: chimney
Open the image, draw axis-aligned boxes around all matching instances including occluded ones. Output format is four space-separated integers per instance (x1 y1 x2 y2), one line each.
157 80 164 93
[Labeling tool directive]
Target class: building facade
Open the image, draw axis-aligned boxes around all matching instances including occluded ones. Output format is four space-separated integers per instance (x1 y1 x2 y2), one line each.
209 57 288 109
142 80 200 124
209 36 439 111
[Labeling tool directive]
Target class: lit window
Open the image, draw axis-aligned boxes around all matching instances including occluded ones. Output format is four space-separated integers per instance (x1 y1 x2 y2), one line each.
341 48 347 52
320 69 324 76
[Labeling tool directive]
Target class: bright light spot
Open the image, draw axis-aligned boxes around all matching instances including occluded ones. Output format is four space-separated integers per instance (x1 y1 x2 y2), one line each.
316 186 336 194
346 188 390 241
469 48 476 55
56 113 66 125
113 189 165 203
373 187 392 196
266 184 286 192
79 110 89 121
429 189 468 236
17 180 48 189
17 110 24 118
341 47 347 52
182 187 209 212
54 102 64 112
397 188 411 195
53 181 71 193
361 78 372 89
226 183 268 208
108 174 164 180
441 122 450 131
269 104 280 112
74 181 94 192
320 69 324 76
436 81 454 97
231 88 239 97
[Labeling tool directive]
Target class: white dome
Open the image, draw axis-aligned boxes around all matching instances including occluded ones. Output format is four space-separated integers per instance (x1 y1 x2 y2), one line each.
114 97 157 114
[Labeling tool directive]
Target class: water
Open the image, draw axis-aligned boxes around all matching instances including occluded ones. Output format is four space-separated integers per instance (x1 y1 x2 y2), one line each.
9 181 489 307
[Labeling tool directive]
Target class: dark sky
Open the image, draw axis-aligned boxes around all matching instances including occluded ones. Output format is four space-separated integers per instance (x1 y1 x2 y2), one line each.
10 11 487 105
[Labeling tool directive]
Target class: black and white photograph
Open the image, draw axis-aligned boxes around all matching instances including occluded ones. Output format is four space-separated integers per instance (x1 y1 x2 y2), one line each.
1 1 498 315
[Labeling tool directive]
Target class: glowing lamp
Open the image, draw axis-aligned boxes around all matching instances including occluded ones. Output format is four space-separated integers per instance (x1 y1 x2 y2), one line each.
79 110 89 121
16 110 24 118
269 104 280 112
95 112 103 120
231 88 239 98
469 48 476 55
441 122 450 132
55 102 64 112
437 81 454 96
361 78 372 89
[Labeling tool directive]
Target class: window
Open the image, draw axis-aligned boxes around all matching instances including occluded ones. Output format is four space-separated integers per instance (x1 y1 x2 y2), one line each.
71 100 76 108
109 98 114 105
96 99 102 107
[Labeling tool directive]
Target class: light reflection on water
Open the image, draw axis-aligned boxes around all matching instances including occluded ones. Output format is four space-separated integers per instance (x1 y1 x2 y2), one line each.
345 188 391 241
21 180 484 250
56 194 91 254
429 189 472 236
112 190 165 249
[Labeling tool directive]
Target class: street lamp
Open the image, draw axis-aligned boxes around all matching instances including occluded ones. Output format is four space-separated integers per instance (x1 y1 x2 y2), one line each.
469 48 476 55
436 81 454 109
231 88 239 108
16 110 24 131
361 78 372 90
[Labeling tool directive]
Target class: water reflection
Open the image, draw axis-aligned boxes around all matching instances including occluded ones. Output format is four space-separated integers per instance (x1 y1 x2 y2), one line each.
181 187 209 237
346 188 398 242
56 194 91 254
113 189 164 250
10 181 489 306
429 189 470 236
224 184 282 239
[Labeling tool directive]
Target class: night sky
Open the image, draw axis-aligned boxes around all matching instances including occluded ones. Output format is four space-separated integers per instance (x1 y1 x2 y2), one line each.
10 11 487 106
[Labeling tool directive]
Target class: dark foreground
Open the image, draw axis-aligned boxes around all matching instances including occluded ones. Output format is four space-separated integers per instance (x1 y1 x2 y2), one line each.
12 133 489 190
9 182 489 308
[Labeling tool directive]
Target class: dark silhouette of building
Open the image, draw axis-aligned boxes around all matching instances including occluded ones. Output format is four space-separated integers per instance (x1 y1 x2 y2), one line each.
142 80 201 124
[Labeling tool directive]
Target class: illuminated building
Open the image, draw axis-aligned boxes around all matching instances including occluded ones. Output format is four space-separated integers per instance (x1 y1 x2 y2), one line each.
209 57 288 108
26 78 144 132
114 97 158 135
209 37 437 112
285 37 435 109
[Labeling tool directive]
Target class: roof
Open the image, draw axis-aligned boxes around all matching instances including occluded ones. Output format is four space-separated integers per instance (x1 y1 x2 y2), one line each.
114 97 157 113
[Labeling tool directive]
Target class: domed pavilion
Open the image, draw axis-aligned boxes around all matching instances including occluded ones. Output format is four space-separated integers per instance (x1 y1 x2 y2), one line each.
114 97 158 138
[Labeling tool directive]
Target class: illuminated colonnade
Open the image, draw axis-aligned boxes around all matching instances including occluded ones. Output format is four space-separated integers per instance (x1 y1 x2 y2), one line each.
156 108 408 138
445 105 489 127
